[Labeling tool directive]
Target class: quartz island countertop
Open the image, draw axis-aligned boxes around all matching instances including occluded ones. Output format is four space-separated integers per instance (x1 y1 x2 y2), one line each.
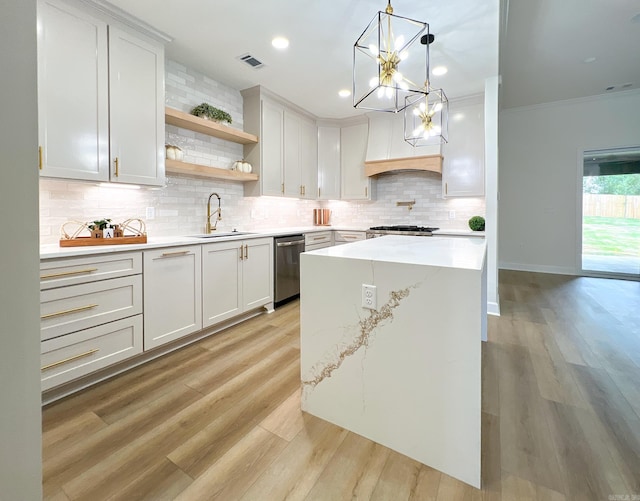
300 234 487 488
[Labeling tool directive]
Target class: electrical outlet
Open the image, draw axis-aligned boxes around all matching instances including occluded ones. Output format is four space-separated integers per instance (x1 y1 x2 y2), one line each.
361 284 377 310
449 210 456 219
146 207 155 220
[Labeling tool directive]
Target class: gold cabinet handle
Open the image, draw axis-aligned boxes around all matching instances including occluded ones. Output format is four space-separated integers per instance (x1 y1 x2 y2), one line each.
445 182 448 195
244 244 248 260
312 236 325 241
281 183 285 194
39 146 43 170
40 268 98 280
239 245 244 260
160 250 190 258
303 185 306 196
318 187 321 198
41 348 99 371
344 236 358 240
365 186 368 197
41 303 98 320
114 157 119 177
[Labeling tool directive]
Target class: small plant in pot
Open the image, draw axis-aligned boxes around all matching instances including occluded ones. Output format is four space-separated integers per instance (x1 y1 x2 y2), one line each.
468 216 485 231
88 218 112 238
190 103 232 125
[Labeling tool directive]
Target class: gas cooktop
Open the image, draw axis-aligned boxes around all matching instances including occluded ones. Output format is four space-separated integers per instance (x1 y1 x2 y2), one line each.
366 225 440 237
369 225 440 232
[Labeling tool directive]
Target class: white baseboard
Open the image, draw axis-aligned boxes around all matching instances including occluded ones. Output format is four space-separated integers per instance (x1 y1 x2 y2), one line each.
499 261 578 276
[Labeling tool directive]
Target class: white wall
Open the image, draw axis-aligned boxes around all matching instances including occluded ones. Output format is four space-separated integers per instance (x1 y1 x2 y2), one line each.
0 1 43 499
39 59 486 244
499 90 640 273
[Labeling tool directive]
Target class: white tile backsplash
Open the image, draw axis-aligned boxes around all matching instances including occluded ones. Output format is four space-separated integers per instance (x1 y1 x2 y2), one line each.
38 59 485 245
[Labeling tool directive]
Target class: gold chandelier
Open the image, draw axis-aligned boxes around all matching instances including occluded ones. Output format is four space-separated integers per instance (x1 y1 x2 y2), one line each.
353 0 429 113
404 85 448 146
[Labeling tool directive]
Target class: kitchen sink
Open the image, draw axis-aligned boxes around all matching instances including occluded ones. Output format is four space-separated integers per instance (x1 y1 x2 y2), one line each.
188 232 255 238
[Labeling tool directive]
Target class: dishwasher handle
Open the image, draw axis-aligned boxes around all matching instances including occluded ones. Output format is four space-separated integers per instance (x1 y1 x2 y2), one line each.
276 240 305 248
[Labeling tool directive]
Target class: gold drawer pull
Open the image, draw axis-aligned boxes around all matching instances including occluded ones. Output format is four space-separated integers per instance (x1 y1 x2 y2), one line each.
40 268 98 280
239 245 244 260
312 236 326 241
39 146 44 170
41 348 99 371
343 235 358 239
41 303 98 320
244 244 248 260
160 250 190 258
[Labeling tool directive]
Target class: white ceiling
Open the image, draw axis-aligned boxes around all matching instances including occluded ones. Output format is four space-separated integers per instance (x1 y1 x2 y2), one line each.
500 0 640 109
105 0 640 117
105 0 499 119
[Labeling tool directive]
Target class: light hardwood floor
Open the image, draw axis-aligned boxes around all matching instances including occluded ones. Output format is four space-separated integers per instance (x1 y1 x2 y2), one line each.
42 271 640 500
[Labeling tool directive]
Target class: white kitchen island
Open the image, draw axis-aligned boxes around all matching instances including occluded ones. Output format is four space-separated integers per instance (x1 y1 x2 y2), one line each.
300 235 487 488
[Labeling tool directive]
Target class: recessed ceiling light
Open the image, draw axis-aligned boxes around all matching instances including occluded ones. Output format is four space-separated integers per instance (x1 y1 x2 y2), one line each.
583 57 596 63
271 37 289 49
338 89 351 98
432 66 448 76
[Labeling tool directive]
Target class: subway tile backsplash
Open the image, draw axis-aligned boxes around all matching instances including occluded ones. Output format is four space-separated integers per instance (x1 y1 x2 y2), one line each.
39 60 485 245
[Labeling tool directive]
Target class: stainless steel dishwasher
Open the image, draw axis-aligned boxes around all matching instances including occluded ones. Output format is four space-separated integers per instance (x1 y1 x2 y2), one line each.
274 234 305 307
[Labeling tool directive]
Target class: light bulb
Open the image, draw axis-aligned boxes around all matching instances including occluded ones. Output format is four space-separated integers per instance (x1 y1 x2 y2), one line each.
413 125 425 136
434 102 443 113
395 35 405 50
369 77 378 88
399 81 409 90
377 86 385 98
393 71 403 83
423 130 430 138
368 44 378 56
399 50 409 61
432 125 442 134
385 86 393 98
419 102 426 113
413 108 420 116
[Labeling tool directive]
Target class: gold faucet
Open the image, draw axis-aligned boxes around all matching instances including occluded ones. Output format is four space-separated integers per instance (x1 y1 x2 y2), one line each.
206 192 222 233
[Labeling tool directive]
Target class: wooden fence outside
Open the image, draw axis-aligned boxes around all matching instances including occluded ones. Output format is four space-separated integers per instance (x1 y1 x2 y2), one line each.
583 194 640 219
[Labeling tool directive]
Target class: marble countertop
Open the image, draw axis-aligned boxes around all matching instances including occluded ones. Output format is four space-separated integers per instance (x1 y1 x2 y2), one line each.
40 225 483 259
304 234 487 270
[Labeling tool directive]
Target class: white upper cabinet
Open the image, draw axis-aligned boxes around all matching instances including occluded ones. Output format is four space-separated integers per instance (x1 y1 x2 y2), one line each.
108 27 165 186
37 0 109 181
442 99 485 197
242 86 317 199
37 0 165 186
317 126 341 200
299 118 318 200
341 122 371 200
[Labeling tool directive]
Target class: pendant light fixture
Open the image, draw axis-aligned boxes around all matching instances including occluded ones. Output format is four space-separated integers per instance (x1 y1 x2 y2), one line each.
353 0 429 113
404 85 449 146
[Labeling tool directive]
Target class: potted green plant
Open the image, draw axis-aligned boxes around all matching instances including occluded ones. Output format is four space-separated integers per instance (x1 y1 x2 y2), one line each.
190 103 232 125
88 218 112 238
468 216 485 231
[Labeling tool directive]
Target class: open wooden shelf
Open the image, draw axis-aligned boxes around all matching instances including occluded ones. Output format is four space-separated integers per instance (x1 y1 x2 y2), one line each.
364 154 443 177
165 158 258 182
165 107 258 145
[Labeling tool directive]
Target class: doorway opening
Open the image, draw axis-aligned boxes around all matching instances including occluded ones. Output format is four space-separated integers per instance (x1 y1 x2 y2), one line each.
581 147 640 278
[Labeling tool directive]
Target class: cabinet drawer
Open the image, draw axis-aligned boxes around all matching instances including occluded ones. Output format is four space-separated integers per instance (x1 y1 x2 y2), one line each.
40 252 142 290
305 231 332 247
41 315 143 391
334 230 366 243
41 275 142 341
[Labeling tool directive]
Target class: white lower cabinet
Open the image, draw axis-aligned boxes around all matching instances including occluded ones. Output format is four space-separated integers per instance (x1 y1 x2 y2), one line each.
203 237 273 328
143 246 202 350
41 315 143 391
305 231 333 251
334 230 367 245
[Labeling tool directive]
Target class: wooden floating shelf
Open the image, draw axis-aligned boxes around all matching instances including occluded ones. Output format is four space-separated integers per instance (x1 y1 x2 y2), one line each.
364 154 443 177
165 158 259 182
165 107 258 145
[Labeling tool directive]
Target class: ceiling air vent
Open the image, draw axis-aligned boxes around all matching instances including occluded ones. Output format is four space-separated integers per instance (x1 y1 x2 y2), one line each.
238 53 265 69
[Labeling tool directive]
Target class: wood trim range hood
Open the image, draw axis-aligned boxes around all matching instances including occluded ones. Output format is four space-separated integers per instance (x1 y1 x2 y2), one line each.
364 154 443 177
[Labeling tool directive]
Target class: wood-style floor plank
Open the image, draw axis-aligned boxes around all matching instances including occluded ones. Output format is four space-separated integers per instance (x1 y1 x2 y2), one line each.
42 271 640 500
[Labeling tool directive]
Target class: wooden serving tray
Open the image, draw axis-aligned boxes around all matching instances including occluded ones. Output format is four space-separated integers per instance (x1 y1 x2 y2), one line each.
59 235 147 247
